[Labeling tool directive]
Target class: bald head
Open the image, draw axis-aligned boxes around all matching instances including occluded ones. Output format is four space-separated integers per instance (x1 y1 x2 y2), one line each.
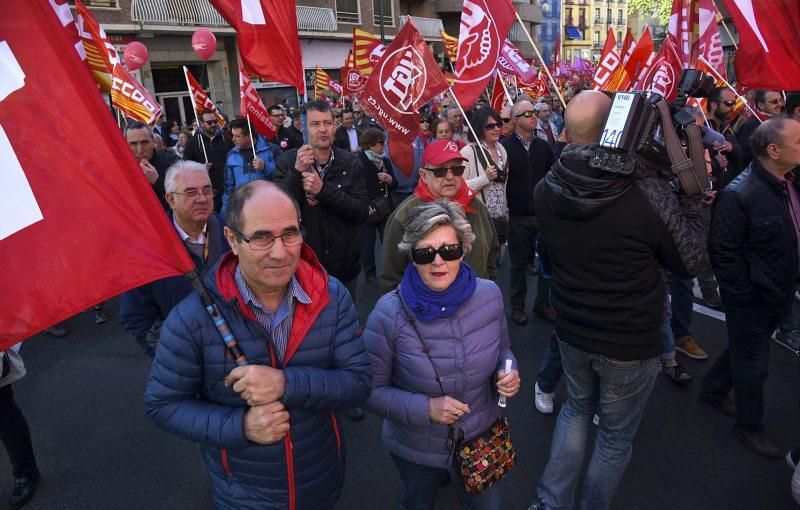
564 91 612 144
226 181 301 235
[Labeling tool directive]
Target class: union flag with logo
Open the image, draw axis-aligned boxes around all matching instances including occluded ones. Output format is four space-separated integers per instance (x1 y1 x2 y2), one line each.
360 20 449 145
452 0 516 109
184 66 226 127
239 62 276 139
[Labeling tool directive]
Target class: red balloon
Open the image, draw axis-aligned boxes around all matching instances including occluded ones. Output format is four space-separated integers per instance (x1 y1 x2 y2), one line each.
124 41 148 71
192 29 217 61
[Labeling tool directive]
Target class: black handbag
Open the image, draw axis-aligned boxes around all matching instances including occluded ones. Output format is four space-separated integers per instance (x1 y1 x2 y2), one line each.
367 183 392 225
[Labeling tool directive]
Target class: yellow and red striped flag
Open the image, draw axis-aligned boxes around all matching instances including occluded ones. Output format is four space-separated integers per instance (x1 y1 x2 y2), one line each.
314 67 343 98
440 30 458 63
353 28 385 77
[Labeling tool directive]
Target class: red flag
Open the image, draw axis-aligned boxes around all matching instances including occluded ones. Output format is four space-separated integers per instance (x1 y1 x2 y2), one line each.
75 0 162 124
210 0 303 90
634 37 683 101
553 33 561 67
341 67 367 97
238 63 277 139
497 39 538 84
490 74 507 112
0 2 195 346
593 28 621 91
452 0 516 109
184 67 226 127
360 20 449 145
314 67 343 97
607 27 654 91
718 0 800 89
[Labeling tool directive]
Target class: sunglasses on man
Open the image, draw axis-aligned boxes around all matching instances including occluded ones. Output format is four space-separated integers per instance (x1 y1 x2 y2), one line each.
410 244 464 265
423 166 466 178
515 110 535 119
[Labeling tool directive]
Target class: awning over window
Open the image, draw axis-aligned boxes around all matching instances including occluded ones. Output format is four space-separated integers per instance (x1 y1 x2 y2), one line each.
565 26 583 40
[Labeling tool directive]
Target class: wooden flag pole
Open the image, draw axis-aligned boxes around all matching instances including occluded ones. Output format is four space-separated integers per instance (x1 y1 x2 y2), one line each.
245 114 258 160
448 86 495 171
712 0 739 50
513 11 566 109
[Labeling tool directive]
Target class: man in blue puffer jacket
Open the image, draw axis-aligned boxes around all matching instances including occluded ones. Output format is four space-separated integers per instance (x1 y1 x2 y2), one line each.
221 118 276 218
145 181 371 509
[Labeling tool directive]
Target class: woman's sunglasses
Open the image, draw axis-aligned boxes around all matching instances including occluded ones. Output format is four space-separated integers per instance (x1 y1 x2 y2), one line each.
484 122 501 130
411 244 464 264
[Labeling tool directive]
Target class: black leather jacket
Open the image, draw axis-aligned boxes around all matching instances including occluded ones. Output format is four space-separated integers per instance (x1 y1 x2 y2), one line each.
709 158 799 313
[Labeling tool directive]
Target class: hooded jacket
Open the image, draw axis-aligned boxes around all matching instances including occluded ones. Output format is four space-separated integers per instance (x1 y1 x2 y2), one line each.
533 143 708 360
145 246 371 509
221 136 276 218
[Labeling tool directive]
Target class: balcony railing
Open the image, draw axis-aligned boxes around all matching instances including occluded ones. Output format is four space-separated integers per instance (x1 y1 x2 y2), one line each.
399 16 443 39
130 0 337 31
617 18 626 24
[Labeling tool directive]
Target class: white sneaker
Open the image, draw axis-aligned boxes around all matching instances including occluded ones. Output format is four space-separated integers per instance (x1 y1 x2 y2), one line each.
534 382 554 414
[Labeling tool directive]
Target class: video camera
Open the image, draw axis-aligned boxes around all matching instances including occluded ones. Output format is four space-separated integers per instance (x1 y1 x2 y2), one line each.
595 69 717 196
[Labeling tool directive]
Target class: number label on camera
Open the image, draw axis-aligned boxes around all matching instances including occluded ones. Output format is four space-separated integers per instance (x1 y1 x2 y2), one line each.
600 93 636 149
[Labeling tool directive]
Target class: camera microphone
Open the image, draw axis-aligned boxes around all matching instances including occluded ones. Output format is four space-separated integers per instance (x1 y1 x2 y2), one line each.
699 125 726 148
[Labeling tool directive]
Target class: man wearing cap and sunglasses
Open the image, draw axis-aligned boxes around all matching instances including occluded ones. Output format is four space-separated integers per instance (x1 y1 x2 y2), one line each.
378 139 500 293
184 109 234 213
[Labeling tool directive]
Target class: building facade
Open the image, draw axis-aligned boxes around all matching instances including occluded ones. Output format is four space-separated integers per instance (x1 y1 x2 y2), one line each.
560 0 627 62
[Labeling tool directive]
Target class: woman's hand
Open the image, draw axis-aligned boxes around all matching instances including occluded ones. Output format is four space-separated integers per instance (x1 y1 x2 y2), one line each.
377 172 393 184
428 396 470 425
485 165 498 181
496 369 520 398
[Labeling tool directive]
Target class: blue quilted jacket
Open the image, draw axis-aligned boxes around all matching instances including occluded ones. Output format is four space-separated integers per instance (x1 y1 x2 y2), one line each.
363 277 516 469
144 246 371 509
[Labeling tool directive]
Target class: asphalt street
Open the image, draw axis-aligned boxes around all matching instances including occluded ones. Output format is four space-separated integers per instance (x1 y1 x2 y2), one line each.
3 254 799 510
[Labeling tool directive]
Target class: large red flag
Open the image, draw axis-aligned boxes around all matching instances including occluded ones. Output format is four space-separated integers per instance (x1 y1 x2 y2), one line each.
0 2 195 346
593 28 620 91
634 37 683 101
452 0 516 109
360 20 448 145
607 27 654 92
239 63 277 139
210 0 303 90
667 0 725 76
718 0 800 89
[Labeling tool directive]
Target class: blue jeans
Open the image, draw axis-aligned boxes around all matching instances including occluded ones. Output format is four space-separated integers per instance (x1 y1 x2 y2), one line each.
776 307 798 333
536 340 659 510
390 452 504 510
670 273 694 338
537 333 563 393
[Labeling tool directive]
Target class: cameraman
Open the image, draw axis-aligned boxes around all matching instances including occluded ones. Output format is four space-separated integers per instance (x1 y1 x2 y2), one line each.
529 91 709 510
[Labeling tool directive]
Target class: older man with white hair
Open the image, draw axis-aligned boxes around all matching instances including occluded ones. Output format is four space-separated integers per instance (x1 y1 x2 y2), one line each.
120 160 229 357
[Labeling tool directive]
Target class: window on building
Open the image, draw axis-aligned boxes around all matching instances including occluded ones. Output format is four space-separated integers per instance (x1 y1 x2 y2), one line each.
607 8 612 21
594 31 600 45
618 9 624 23
373 0 394 27
565 8 573 25
618 31 623 44
336 0 360 23
595 8 600 22
579 8 585 26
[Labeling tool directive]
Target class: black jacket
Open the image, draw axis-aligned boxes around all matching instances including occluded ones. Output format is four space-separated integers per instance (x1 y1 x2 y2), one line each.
358 151 398 202
150 150 181 211
183 129 234 211
274 147 369 282
270 126 304 152
501 134 555 216
334 126 359 152
534 144 708 360
709 159 799 314
735 117 760 169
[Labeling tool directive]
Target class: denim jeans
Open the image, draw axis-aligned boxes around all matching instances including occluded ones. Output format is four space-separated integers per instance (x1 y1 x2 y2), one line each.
359 220 386 277
389 452 504 510
537 333 564 393
508 216 550 311
701 300 781 434
670 273 694 339
776 307 798 334
536 340 658 510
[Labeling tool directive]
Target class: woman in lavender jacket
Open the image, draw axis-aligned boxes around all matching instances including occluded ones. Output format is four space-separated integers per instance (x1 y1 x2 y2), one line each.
363 200 521 509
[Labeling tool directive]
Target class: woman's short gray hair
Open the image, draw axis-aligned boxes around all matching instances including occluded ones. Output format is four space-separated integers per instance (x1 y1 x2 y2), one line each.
398 200 476 253
164 160 210 193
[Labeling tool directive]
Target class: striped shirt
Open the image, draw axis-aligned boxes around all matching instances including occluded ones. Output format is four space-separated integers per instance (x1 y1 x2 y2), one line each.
234 265 311 365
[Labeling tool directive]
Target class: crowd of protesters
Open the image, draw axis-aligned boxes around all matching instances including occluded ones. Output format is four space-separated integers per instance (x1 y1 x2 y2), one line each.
10 84 800 509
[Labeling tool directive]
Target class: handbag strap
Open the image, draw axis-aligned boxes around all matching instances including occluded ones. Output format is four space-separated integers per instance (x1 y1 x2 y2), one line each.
395 288 456 451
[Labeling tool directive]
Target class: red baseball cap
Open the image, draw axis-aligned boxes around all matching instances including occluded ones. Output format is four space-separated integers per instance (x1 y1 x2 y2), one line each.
422 139 467 166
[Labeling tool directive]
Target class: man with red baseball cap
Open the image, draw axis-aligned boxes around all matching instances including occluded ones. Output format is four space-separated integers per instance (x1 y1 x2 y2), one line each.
378 139 500 292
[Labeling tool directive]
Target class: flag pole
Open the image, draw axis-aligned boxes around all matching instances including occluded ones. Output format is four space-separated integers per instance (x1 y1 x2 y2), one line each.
183 66 209 163
448 86 495 172
698 56 761 121
513 11 566 109
712 0 739 50
245 114 258 160
498 75 514 107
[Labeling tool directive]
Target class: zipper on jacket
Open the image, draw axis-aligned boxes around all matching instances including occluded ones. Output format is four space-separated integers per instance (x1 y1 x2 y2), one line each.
330 413 342 454
284 432 296 510
220 448 233 478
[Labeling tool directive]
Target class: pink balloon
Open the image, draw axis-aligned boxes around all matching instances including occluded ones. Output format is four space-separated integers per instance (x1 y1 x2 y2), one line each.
124 41 148 71
192 29 217 61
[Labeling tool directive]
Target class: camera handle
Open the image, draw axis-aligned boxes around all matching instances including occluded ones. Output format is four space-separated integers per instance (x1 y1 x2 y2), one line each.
654 100 709 196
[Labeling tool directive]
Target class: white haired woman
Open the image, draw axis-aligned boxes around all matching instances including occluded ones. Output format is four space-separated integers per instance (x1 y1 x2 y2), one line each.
364 200 520 509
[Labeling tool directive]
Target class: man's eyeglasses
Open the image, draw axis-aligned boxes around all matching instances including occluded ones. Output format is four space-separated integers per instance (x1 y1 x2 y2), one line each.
515 110 535 119
229 227 304 251
204 120 216 125
420 119 430 124
500 117 512 124
718 100 737 107
410 244 464 264
270 113 286 118
484 122 501 131
171 187 216 199
766 98 784 105
423 165 465 178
